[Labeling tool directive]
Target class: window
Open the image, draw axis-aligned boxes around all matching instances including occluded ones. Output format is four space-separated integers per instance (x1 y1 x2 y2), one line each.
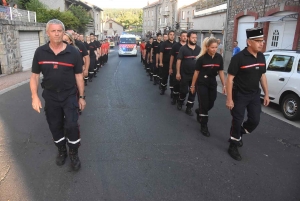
298 59 300 73
109 23 112 29
268 55 294 72
159 18 161 25
148 11 150 16
104 31 107 35
271 30 279 47
159 7 162 14
264 54 270 61
182 11 185 20
152 10 154 16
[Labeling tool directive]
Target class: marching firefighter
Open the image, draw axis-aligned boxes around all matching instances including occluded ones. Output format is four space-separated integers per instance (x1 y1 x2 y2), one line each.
30 19 85 171
169 31 187 105
159 31 175 95
176 31 201 116
226 27 269 161
190 37 226 137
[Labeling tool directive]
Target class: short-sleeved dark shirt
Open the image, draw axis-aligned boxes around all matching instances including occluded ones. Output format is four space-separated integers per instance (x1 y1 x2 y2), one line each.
146 42 152 54
88 41 97 57
170 42 184 69
152 41 161 56
195 52 223 86
31 42 82 92
228 48 266 94
94 40 101 50
177 44 201 75
75 40 88 62
159 40 175 63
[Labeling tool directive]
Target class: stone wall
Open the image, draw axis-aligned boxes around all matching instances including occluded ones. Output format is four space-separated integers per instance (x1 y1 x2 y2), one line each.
224 0 300 71
0 19 47 75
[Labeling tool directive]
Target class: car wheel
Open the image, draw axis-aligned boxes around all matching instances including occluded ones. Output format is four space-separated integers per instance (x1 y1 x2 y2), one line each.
281 94 300 121
119 54 122 57
134 54 137 57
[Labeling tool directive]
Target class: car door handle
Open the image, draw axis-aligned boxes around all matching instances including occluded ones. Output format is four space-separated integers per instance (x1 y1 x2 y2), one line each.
279 78 285 81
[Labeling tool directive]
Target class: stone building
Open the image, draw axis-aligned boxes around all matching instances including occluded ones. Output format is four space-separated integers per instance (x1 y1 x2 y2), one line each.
39 0 103 38
103 19 124 38
224 0 300 70
178 0 227 47
0 19 47 74
142 0 184 38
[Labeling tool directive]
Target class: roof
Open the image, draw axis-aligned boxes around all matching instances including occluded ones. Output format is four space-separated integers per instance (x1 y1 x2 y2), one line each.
143 1 161 9
179 1 199 10
105 19 124 28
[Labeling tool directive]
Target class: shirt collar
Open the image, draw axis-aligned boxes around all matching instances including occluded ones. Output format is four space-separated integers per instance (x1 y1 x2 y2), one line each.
42 41 72 54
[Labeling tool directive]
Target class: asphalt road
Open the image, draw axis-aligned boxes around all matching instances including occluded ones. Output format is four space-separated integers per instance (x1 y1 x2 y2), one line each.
0 47 299 201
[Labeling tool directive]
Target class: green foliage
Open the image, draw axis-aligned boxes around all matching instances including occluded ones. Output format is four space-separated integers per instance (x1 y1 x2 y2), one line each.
103 9 143 29
24 0 46 11
22 0 87 32
68 5 91 33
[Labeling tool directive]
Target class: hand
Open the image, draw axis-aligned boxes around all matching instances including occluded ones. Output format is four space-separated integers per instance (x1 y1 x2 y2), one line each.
147 60 149 64
264 95 270 106
150 59 153 63
176 73 181 81
32 96 42 113
226 99 234 110
78 98 86 111
159 63 163 67
156 63 158 68
190 87 195 94
222 86 226 95
83 70 88 77
143 56 145 60
169 69 173 75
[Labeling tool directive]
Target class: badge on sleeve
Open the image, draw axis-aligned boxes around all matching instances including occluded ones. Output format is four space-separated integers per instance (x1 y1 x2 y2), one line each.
53 64 58 69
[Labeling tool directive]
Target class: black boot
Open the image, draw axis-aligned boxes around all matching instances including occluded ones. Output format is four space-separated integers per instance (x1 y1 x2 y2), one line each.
171 95 177 105
228 143 242 161
153 77 157 85
177 101 183 110
69 148 81 171
185 107 194 116
195 109 200 123
201 124 210 137
56 145 67 166
170 89 173 99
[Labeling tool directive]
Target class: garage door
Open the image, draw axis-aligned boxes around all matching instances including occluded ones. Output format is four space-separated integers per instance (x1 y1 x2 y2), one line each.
237 16 255 49
19 32 39 71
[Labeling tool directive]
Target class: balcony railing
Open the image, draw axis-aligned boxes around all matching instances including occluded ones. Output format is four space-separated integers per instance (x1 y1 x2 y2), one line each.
160 22 167 28
0 5 36 22
161 11 170 16
179 22 193 30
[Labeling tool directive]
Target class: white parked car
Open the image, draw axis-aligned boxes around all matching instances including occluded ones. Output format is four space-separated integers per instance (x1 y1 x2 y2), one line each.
262 50 300 121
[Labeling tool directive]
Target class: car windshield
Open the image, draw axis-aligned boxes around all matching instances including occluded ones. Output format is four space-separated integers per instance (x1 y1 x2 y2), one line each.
120 38 136 44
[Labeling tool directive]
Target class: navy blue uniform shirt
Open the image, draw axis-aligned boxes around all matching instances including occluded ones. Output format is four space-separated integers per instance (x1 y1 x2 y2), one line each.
31 42 82 92
177 44 201 75
228 48 266 94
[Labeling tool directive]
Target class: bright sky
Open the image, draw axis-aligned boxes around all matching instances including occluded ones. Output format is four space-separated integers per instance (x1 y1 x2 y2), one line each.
85 0 154 9
85 0 198 9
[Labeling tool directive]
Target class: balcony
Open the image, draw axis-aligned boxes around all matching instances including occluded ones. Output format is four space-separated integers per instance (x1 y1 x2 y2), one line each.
161 11 170 16
179 22 193 30
0 5 36 22
160 22 167 28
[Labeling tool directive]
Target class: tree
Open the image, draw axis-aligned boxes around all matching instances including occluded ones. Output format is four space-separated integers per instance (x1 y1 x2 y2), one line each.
103 9 143 29
68 5 91 33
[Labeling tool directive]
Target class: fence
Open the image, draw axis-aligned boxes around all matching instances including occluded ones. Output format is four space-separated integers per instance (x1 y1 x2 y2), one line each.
0 5 36 22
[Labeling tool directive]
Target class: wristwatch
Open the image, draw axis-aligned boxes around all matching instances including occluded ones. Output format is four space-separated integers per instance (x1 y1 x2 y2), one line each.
79 95 85 99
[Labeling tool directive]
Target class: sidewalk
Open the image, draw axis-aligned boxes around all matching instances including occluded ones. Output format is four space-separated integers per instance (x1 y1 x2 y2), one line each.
0 70 32 95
